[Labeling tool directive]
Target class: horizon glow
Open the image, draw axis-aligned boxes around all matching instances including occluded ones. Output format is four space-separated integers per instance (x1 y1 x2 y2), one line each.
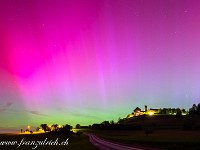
0 0 200 132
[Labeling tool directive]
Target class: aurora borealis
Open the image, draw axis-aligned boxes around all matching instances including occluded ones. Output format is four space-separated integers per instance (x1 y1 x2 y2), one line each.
1 0 200 132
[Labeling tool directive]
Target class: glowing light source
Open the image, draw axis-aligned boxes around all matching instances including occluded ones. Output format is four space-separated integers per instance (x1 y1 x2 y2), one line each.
149 112 153 116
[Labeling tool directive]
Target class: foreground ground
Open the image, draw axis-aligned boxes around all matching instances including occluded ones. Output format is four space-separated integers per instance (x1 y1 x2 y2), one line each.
89 134 147 150
1 129 200 150
88 129 200 150
0 133 99 150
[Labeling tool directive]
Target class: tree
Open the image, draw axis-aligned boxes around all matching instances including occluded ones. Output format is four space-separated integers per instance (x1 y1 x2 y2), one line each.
61 124 72 134
168 108 172 114
159 108 168 114
76 124 81 129
192 104 197 110
117 117 121 123
197 103 200 115
189 103 200 115
101 121 110 126
189 104 198 115
92 124 100 129
118 118 126 124
101 121 110 129
51 124 59 131
110 120 115 125
162 108 167 114
40 124 50 132
176 108 182 116
181 109 186 114
172 108 176 114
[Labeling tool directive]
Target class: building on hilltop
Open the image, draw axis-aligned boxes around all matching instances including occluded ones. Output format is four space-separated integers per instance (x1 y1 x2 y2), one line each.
126 106 188 119
147 108 160 115
126 105 160 118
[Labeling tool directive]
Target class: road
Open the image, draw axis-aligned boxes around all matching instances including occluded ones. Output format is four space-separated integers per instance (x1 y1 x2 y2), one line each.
89 134 144 150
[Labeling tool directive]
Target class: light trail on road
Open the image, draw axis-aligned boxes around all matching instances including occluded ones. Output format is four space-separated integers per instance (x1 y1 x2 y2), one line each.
89 134 144 150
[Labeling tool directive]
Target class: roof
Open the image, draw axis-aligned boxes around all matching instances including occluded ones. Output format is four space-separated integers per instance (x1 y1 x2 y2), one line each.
149 108 159 111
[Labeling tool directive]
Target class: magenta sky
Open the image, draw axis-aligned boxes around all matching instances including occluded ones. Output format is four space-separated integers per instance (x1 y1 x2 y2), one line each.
0 0 200 132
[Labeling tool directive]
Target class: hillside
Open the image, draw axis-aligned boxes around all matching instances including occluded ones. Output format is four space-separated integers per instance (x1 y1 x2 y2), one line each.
124 114 200 130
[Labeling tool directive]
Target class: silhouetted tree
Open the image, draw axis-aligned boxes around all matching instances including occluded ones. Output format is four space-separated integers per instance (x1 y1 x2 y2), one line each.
92 124 100 129
109 120 115 129
118 117 121 123
168 108 172 114
176 108 182 117
189 104 198 115
181 109 186 114
189 103 200 115
172 108 176 114
61 124 71 134
101 121 110 129
159 108 165 114
51 124 59 131
118 117 126 124
40 124 50 132
162 108 167 114
193 104 197 110
76 124 81 129
101 121 110 125
110 120 115 125
184 103 200 130
197 103 200 115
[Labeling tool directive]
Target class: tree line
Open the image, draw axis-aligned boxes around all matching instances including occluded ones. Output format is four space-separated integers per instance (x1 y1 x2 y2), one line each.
23 103 200 133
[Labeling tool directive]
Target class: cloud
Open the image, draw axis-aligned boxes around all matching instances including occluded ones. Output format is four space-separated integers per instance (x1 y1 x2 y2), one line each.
71 113 101 119
6 102 13 108
0 103 47 117
26 110 47 116
0 102 13 112
0 108 6 112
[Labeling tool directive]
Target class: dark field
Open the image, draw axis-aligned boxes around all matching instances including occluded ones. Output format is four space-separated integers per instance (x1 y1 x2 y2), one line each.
90 129 200 150
1 129 200 150
0 133 99 150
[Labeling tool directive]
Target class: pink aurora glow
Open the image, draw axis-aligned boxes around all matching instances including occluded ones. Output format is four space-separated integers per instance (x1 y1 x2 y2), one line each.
0 0 200 130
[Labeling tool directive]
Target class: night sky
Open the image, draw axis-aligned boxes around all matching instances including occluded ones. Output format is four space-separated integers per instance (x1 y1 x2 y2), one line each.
1 0 200 132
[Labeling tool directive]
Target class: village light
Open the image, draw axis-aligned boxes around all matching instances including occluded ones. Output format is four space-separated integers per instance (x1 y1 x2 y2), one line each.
149 112 153 115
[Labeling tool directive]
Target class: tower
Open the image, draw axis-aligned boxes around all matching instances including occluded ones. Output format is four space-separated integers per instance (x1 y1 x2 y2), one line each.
145 105 147 112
